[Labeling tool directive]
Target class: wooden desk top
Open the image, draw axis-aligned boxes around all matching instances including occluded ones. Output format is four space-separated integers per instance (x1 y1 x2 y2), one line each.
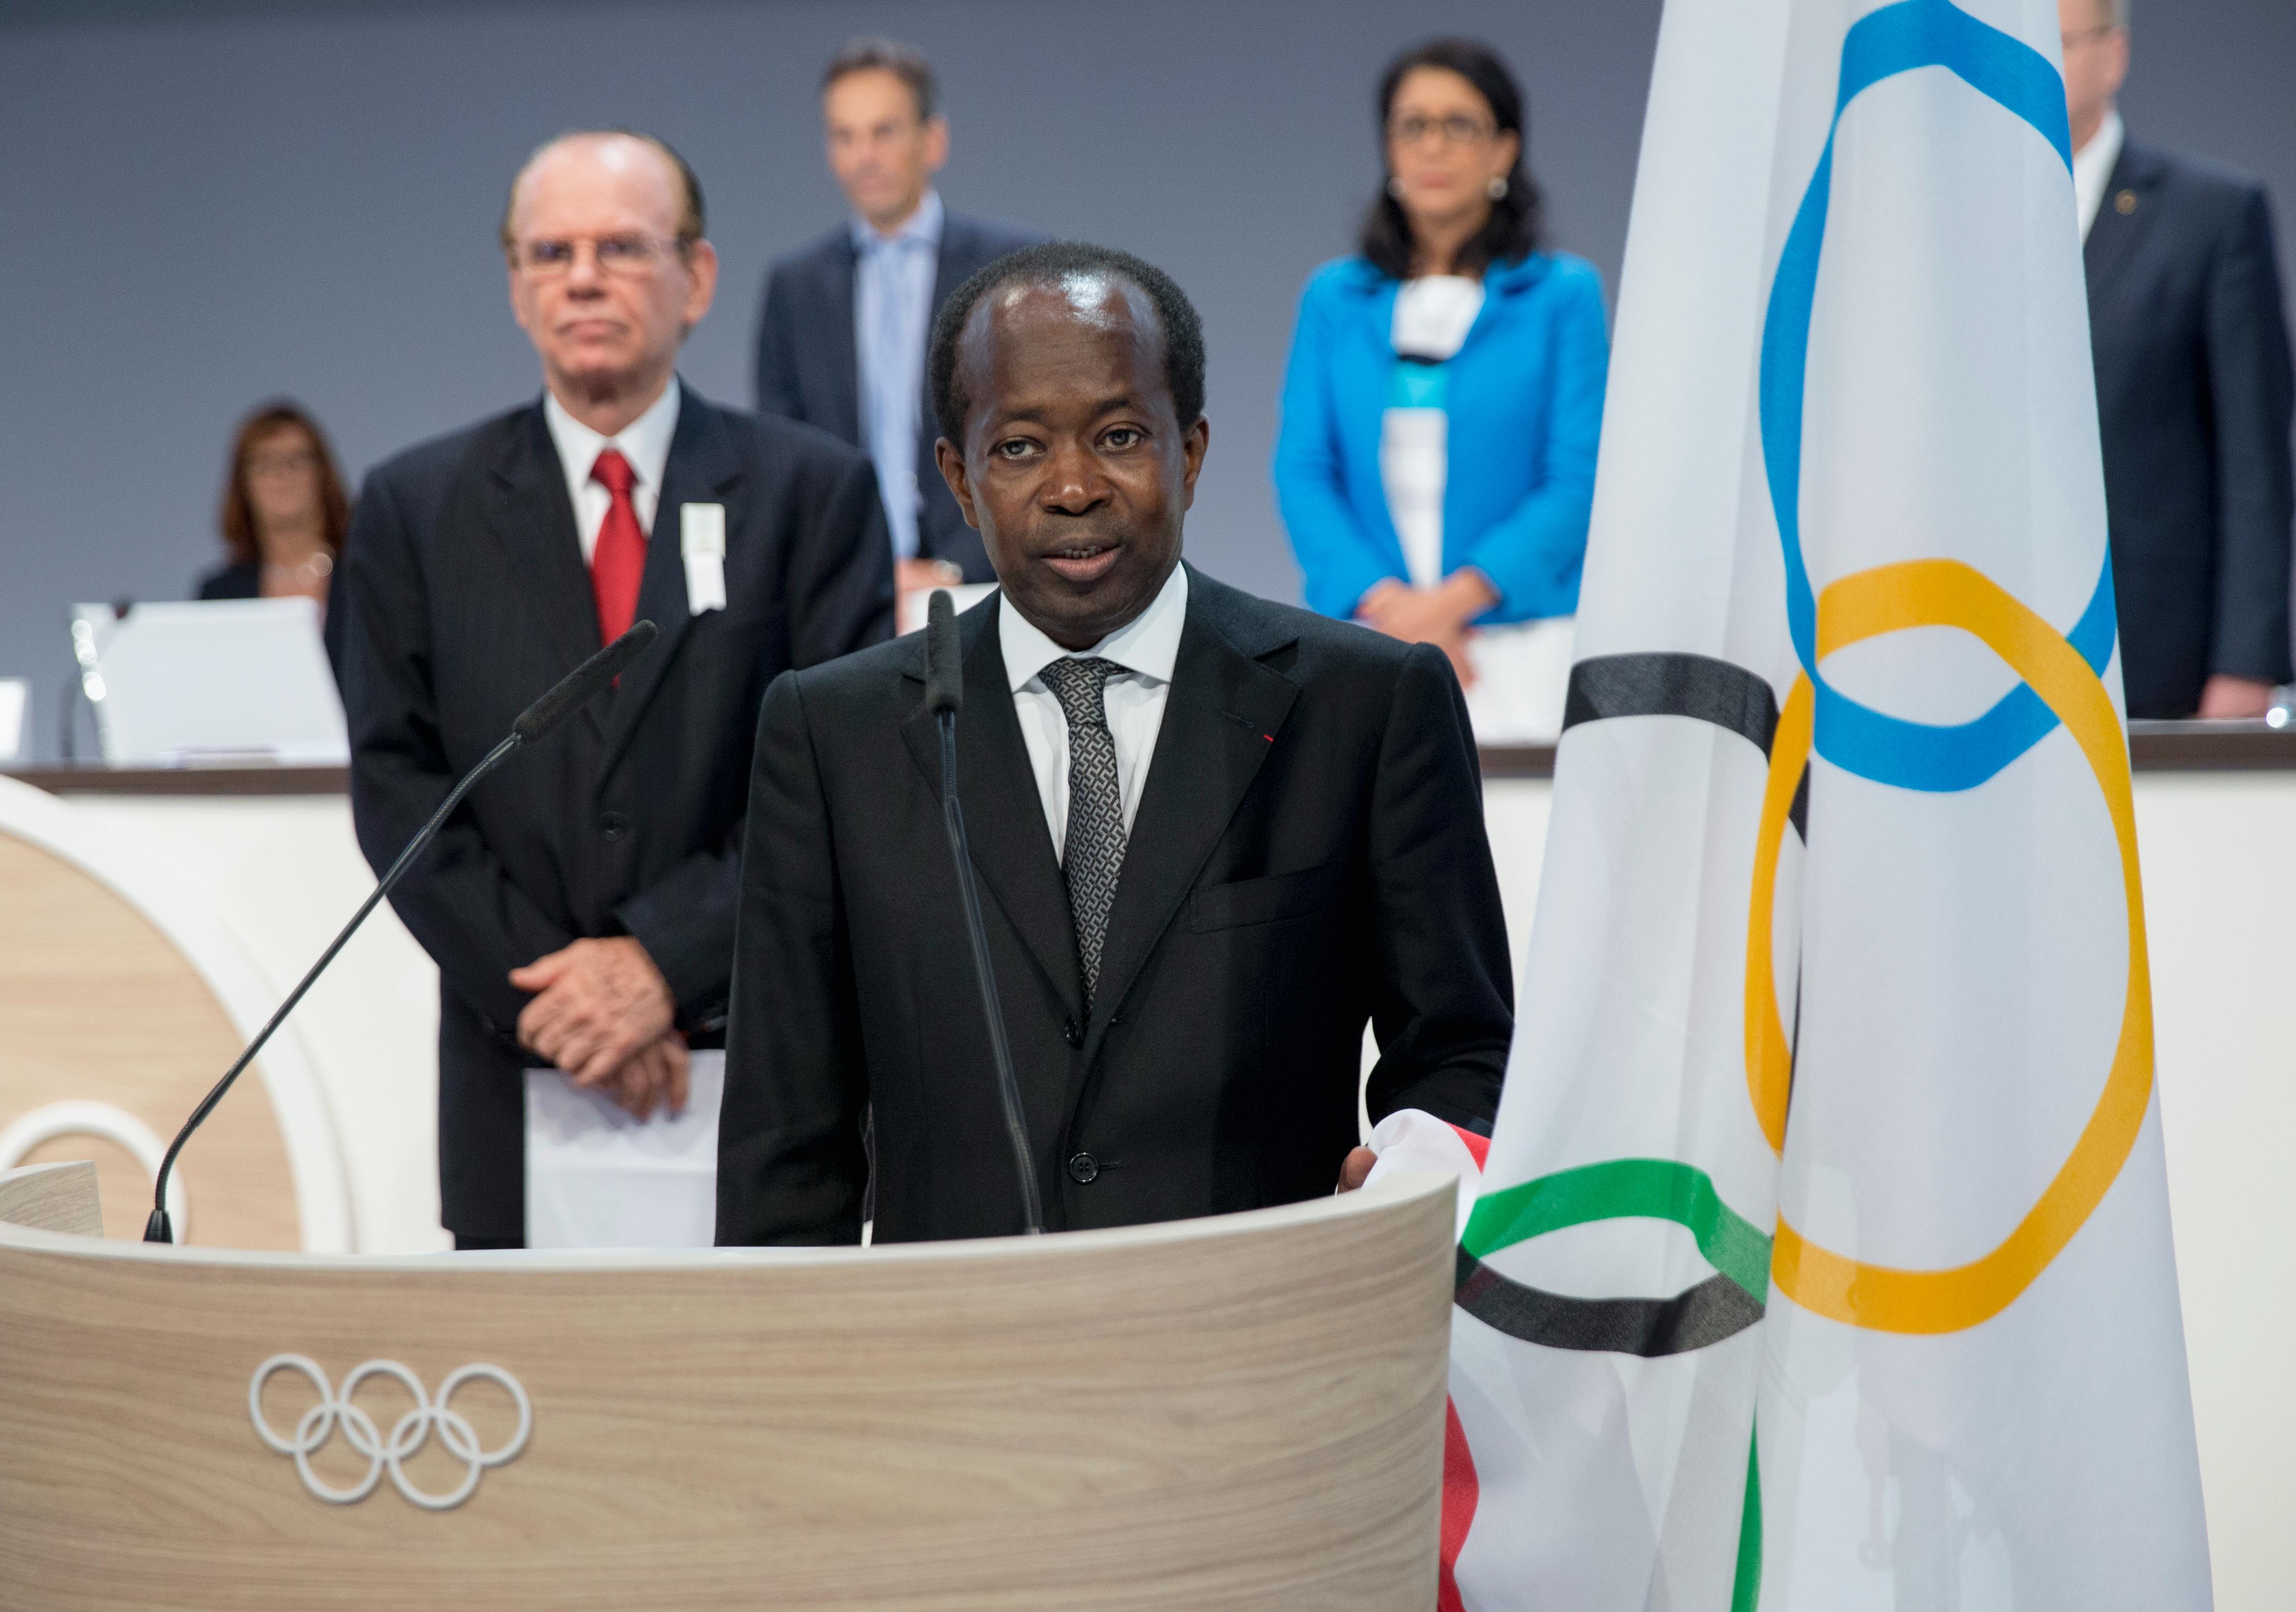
2 765 350 796
1478 719 2296 780
5 721 2292 796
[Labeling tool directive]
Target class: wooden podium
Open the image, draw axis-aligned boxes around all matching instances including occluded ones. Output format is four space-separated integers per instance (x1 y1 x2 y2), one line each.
0 1161 1455 1609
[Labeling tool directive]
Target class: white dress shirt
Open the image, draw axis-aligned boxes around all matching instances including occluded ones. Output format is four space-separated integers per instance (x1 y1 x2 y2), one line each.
854 189 944 561
2073 109 2125 243
542 378 682 564
1381 275 1486 590
999 563 1189 862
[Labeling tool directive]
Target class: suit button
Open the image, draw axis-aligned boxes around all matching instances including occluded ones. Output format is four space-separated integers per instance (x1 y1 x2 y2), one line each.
1066 1152 1099 1185
600 811 629 842
1062 1017 1083 1048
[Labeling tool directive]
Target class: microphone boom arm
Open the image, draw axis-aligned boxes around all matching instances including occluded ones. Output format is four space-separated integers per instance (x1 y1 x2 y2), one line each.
143 730 523 1243
922 588 1043 1236
937 712 1046 1236
141 618 657 1245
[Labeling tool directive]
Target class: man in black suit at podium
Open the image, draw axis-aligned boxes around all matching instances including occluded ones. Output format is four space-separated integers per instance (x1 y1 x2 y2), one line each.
717 243 1513 1246
340 131 892 1249
754 38 1042 589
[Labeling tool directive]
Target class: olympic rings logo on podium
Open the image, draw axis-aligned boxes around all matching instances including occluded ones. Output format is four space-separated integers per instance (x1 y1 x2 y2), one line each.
249 1354 531 1509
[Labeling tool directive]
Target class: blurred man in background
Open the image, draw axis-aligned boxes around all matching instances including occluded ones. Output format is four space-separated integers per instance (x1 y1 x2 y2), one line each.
2065 0 2293 717
341 130 891 1248
754 37 1043 595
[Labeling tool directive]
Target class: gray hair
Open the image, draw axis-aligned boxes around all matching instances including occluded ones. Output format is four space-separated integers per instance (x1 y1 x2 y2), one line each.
499 129 706 254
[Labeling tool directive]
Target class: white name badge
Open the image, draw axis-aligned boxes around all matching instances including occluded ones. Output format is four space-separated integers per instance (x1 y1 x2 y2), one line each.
679 503 727 614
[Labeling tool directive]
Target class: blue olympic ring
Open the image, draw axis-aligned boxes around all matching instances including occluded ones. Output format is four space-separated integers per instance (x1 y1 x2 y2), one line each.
1757 0 2115 793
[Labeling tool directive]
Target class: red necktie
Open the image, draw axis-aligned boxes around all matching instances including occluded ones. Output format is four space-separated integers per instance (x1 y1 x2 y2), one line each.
588 448 646 645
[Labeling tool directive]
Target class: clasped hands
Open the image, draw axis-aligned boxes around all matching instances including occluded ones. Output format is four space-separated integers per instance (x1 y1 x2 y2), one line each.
509 937 687 1120
1356 570 1500 689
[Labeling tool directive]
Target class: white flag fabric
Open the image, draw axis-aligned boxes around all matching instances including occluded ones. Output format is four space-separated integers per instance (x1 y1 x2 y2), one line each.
1441 1 2212 1607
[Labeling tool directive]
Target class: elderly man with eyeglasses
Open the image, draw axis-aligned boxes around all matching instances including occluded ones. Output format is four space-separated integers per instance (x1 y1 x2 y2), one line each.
337 130 893 1250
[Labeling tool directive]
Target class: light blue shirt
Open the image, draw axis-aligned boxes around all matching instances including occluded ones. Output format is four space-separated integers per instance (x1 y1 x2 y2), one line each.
851 188 944 561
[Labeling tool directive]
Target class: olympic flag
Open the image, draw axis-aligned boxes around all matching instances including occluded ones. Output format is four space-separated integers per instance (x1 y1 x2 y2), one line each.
1437 0 2213 1606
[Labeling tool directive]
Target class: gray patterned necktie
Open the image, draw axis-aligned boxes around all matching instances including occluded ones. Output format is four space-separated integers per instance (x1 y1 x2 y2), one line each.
1037 657 1128 1008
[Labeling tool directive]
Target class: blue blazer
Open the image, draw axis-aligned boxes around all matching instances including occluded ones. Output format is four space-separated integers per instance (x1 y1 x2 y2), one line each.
1273 252 1608 624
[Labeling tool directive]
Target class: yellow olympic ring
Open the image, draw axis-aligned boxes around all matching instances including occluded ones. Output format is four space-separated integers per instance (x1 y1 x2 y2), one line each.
1743 558 2154 1334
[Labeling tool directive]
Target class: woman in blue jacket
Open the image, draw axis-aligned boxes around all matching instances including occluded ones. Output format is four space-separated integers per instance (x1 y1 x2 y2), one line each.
1273 38 1607 735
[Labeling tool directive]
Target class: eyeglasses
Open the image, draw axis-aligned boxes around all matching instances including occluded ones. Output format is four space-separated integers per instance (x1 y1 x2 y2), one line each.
513 233 690 278
247 449 318 478
1389 113 1497 147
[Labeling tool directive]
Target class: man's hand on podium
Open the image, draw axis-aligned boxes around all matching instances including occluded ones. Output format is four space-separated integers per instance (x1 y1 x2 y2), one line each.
510 936 677 1088
1335 1146 1376 1193
2198 674 2274 719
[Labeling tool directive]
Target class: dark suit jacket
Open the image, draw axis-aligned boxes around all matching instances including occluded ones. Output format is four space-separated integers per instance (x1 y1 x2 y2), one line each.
716 568 1512 1247
2087 136 2294 716
196 558 262 599
753 209 1044 582
338 386 894 1237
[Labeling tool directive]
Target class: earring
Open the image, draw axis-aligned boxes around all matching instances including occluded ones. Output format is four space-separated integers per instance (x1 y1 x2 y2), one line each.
1387 177 1404 199
1487 176 1509 200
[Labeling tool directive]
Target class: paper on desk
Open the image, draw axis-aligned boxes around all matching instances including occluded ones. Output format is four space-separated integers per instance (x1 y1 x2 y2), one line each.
524 1049 722 1249
1362 1107 1486 1240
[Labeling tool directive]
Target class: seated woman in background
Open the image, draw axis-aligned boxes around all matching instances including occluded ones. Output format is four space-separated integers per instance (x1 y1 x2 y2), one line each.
196 401 350 614
1272 38 1608 740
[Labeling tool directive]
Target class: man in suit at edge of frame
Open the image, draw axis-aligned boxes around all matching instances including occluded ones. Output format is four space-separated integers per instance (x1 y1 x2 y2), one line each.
2062 0 2294 717
716 241 1513 1245
341 130 894 1249
753 36 1044 591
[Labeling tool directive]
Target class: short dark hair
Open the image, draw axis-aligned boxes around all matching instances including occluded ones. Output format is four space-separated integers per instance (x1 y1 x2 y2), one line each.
822 36 938 122
500 129 706 252
1360 38 1543 280
928 242 1207 446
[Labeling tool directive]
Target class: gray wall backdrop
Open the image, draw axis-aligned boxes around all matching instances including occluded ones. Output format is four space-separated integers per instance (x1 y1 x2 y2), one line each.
3 0 2289 759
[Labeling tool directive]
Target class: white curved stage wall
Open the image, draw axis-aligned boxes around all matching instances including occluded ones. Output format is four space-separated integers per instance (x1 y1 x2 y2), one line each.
4 761 2291 1606
0 777 404 1253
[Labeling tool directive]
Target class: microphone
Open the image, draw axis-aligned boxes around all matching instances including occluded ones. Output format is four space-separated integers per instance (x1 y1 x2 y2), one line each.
514 620 656 743
924 588 963 718
925 590 1043 1234
142 620 659 1244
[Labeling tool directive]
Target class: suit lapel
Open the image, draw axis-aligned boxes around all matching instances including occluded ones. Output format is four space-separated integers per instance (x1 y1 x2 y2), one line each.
900 596 1084 1017
907 227 973 508
929 220 972 319
598 387 743 775
1084 572 1300 1055
483 404 608 738
826 239 861 443
2083 139 2158 301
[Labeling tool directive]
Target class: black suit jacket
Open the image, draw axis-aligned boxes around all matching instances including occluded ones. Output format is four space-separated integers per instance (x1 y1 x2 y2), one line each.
338 386 894 1237
716 568 1512 1246
752 209 1044 582
195 558 261 599
2086 136 2294 716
